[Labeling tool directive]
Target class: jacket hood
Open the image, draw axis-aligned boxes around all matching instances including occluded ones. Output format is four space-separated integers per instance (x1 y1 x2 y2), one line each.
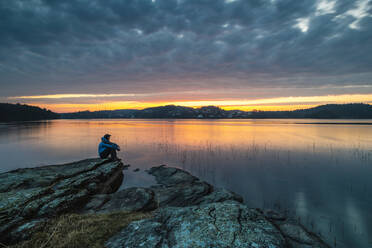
101 137 110 143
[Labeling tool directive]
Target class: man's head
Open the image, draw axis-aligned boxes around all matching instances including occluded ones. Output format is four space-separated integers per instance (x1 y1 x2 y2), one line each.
104 134 111 140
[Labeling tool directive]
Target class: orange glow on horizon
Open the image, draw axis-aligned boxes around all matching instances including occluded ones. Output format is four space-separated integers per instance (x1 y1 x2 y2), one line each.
21 93 372 113
33 103 319 113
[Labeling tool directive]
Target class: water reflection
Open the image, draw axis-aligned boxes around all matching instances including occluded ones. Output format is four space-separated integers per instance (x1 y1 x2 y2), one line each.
1 119 372 247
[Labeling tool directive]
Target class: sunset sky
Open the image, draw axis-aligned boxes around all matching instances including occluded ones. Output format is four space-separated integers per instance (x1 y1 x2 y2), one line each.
1 0 372 113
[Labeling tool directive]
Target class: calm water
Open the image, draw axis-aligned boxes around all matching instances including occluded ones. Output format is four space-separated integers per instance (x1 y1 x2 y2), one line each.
1 119 372 247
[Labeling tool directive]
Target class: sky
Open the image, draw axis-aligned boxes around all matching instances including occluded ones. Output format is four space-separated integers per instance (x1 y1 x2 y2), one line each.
1 0 372 112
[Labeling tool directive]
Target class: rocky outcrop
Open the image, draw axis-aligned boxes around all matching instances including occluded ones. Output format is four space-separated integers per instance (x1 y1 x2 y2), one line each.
1 161 330 247
0 158 123 244
100 165 329 248
97 187 157 213
274 220 329 248
147 165 243 207
106 201 286 248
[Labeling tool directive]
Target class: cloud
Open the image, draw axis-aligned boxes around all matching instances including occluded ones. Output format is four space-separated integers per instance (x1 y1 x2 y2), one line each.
0 0 371 98
8 93 138 99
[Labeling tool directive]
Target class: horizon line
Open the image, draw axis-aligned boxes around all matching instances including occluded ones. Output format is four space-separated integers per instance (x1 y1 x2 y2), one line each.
16 102 369 114
6 93 372 113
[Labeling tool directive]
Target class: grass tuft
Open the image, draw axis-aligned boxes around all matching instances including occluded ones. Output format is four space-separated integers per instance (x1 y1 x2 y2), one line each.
11 211 151 248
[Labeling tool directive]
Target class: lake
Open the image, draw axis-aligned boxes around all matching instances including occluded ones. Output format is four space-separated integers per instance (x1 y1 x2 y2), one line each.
1 119 372 247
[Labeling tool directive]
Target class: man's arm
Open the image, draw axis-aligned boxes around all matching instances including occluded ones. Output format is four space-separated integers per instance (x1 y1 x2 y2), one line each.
113 142 120 151
102 142 120 151
101 143 115 149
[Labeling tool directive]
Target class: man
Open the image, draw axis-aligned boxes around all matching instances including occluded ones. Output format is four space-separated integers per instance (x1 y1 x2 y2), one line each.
98 134 120 160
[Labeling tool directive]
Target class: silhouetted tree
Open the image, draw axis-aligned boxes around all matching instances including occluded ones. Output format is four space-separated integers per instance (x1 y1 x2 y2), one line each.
0 103 59 122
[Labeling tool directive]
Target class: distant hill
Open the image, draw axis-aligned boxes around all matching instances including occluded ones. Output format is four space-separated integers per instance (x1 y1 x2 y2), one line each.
0 103 59 122
62 109 139 119
61 103 372 119
297 103 372 118
61 105 246 119
251 103 372 119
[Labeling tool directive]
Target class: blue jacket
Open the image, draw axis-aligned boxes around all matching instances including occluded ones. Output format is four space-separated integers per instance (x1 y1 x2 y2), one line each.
98 137 119 156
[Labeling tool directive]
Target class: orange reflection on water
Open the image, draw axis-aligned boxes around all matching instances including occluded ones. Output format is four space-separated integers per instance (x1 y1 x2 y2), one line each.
1 119 372 248
37 119 372 155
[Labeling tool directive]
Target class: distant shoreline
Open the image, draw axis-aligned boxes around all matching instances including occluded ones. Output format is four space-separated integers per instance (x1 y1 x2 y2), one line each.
2 118 372 126
58 118 372 121
298 122 372 125
2 102 372 122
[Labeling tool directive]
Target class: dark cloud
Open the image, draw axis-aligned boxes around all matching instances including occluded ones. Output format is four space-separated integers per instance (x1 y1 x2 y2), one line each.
0 0 371 97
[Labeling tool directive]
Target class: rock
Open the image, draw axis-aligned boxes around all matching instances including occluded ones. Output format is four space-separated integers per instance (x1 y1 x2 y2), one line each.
147 165 242 207
0 158 124 245
90 165 243 212
195 187 244 205
98 187 157 213
8 219 47 243
106 201 286 248
1 161 330 248
148 165 198 185
107 219 164 248
82 194 111 213
88 166 243 212
275 220 330 248
104 165 330 248
262 209 287 221
150 180 212 207
133 168 140 172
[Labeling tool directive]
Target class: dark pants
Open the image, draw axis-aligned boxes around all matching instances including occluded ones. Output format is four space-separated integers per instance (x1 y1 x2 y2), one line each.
100 148 117 159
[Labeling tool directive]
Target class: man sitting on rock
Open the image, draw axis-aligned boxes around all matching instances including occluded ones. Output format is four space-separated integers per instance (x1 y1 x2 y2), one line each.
98 134 120 160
